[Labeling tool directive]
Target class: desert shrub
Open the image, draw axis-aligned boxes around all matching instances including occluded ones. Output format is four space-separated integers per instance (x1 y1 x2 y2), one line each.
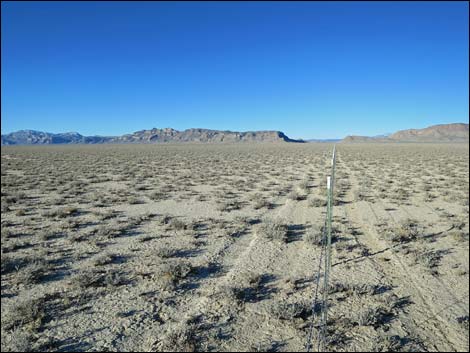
157 260 193 289
127 196 144 205
1 228 14 239
299 179 310 191
158 324 198 352
1 327 35 352
2 297 46 331
372 334 404 352
256 219 288 243
449 229 469 242
39 230 60 241
1 255 25 274
221 284 246 303
42 206 78 219
216 200 242 212
134 184 149 191
167 218 188 231
456 315 469 331
269 301 310 321
308 196 327 207
412 249 443 271
328 282 387 296
71 270 104 289
155 246 176 259
93 224 119 239
15 209 26 217
354 305 391 327
287 189 305 201
92 253 121 266
139 235 155 243
149 190 168 201
103 271 127 287
353 188 368 201
304 227 323 246
13 259 50 286
253 198 271 210
423 192 436 202
391 187 410 201
67 232 88 243
221 272 264 304
51 197 66 205
385 219 421 243
96 210 119 221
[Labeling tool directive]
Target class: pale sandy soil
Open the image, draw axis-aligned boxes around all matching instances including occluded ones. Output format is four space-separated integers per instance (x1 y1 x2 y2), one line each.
1 143 469 352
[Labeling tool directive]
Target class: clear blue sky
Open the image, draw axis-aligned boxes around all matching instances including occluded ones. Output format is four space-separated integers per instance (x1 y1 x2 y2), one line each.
1 1 468 139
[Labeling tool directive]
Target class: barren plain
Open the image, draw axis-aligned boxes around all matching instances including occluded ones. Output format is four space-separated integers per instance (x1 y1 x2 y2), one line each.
1 143 469 352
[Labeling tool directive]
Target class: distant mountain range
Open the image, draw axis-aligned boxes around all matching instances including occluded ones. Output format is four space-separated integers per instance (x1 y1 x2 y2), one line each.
1 123 467 146
1 128 304 145
306 138 342 143
341 123 469 143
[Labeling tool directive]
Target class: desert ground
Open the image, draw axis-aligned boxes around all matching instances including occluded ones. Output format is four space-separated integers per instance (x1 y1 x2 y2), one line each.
1 143 469 352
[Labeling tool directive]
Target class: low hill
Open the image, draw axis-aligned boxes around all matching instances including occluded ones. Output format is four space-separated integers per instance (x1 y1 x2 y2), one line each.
341 123 468 143
389 123 469 142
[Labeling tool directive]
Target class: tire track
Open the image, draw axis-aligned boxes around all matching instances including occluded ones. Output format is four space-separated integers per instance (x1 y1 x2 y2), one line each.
338 150 462 352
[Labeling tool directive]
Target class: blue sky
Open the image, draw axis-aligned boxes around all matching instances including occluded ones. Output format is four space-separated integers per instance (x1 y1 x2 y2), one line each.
1 1 468 139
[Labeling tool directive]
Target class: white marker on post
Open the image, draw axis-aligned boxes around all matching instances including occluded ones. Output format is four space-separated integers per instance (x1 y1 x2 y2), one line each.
327 176 331 190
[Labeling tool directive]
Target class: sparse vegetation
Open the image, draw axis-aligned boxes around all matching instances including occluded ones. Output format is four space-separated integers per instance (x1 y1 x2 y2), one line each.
1 142 467 352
